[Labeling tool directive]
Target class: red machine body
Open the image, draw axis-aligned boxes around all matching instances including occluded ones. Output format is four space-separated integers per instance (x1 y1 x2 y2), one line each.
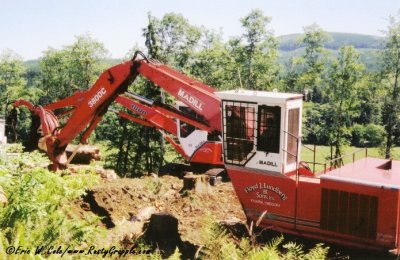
216 89 400 252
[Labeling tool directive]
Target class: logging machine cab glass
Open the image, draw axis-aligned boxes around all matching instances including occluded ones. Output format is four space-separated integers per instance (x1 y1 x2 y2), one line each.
224 103 255 163
176 102 208 157
217 90 303 174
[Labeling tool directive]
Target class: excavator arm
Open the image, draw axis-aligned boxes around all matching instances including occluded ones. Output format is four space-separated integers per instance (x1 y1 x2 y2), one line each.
13 51 222 170
136 60 221 132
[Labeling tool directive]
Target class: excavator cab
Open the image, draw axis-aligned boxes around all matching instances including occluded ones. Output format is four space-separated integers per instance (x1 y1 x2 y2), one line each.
176 102 208 158
216 90 303 175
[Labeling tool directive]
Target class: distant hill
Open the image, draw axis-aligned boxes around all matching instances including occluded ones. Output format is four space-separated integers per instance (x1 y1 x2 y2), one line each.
278 32 383 51
277 32 383 71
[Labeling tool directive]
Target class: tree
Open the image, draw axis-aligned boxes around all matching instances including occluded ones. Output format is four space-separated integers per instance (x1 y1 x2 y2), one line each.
0 50 42 143
381 13 400 158
298 24 330 102
143 12 201 69
353 73 383 125
39 34 108 103
190 29 239 89
236 9 279 90
325 46 364 163
0 50 27 116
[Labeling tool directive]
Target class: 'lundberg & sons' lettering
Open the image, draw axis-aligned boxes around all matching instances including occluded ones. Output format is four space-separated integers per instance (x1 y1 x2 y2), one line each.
244 183 287 200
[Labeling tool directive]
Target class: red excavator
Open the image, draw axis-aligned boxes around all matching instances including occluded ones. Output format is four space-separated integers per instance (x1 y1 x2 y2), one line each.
13 51 400 252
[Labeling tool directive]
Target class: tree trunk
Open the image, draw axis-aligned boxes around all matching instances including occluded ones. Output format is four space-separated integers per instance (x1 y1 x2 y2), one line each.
116 121 127 173
122 131 133 177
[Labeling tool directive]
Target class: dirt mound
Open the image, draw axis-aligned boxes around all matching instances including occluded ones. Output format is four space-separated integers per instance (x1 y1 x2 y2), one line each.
74 175 246 249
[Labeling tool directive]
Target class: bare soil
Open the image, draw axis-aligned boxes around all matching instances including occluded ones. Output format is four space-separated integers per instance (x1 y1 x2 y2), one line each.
73 174 246 247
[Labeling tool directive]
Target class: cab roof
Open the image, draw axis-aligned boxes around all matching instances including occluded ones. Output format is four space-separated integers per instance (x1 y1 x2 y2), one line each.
216 89 303 104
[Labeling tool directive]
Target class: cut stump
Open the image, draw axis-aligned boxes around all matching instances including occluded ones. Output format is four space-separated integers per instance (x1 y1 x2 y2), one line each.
182 173 211 194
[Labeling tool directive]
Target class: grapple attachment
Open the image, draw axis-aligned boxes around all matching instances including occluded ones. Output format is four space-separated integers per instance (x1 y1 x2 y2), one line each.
13 100 67 170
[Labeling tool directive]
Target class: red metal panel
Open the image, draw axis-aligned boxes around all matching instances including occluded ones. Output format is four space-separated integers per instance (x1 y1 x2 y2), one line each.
56 61 136 147
189 142 223 166
115 96 178 136
227 166 296 229
296 178 321 227
321 178 398 248
137 61 221 132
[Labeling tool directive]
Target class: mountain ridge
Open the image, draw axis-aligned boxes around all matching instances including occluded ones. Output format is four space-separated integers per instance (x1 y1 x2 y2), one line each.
277 32 383 51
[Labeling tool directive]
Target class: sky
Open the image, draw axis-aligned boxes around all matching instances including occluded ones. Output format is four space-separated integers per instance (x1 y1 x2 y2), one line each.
0 0 399 60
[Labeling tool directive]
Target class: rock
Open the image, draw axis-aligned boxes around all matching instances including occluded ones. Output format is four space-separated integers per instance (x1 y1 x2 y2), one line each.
110 219 145 245
96 168 117 180
136 206 156 221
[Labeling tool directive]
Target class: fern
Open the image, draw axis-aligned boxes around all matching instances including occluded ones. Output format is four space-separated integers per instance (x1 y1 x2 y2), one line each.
246 236 283 260
0 151 101 251
238 237 252 256
247 246 281 260
303 243 329 260
266 235 284 252
282 241 304 259
198 217 243 259
167 247 182 260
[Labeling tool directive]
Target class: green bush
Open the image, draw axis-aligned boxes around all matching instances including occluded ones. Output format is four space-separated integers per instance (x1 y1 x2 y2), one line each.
351 124 385 147
0 151 102 256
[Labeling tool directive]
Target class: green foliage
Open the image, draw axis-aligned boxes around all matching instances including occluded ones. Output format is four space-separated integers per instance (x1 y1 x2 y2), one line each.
353 74 383 124
0 50 42 144
0 50 27 115
380 13 400 158
143 12 201 69
303 103 330 145
39 34 108 103
0 151 102 252
296 23 331 101
351 124 385 147
190 35 239 89
198 220 243 259
303 243 330 260
197 219 328 260
233 9 280 90
4 143 24 153
325 45 365 159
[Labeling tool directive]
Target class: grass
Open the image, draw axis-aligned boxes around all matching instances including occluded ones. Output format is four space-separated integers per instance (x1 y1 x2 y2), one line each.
300 145 400 173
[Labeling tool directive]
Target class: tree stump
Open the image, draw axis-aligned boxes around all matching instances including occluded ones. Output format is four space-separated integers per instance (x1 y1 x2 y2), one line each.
182 173 211 194
145 213 181 257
